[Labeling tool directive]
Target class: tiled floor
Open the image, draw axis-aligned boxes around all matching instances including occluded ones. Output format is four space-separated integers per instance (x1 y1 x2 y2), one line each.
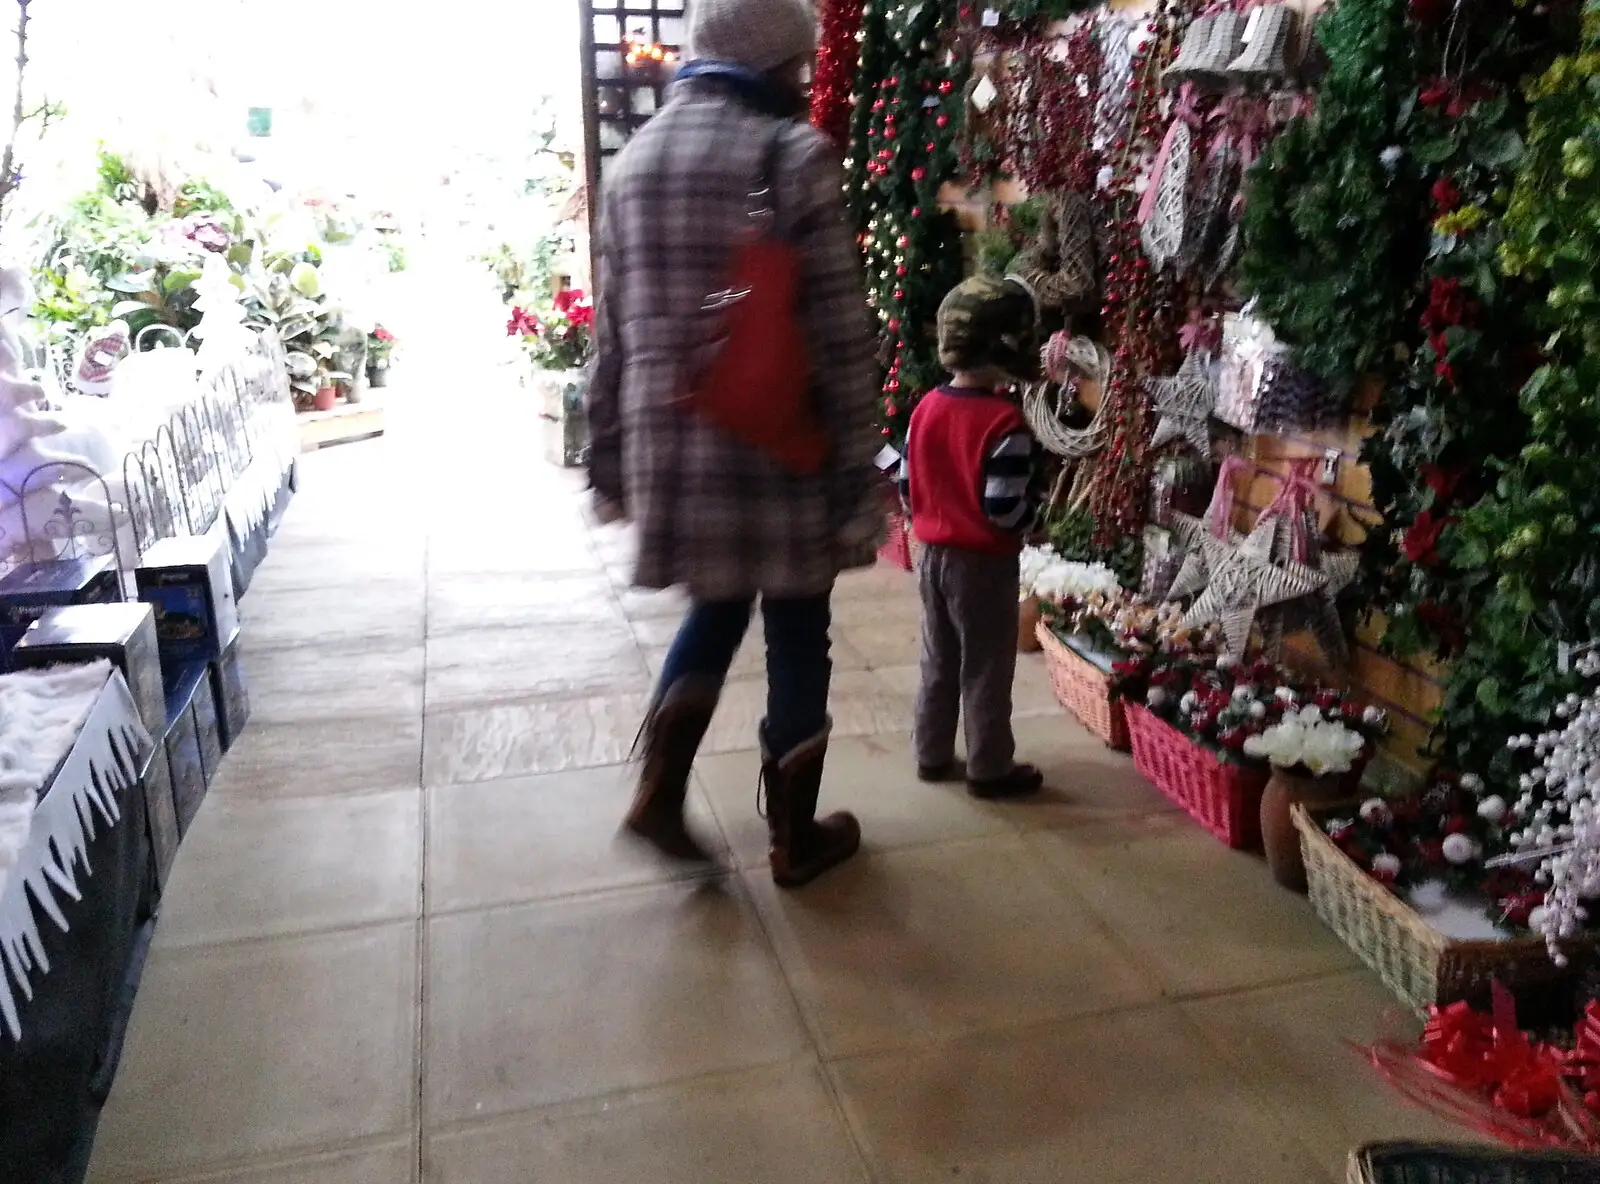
84 269 1468 1184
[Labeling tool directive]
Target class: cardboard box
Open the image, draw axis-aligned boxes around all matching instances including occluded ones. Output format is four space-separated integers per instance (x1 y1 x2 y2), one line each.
136 534 241 668
12 603 166 740
0 555 121 667
141 741 179 892
164 664 209 836
209 638 250 752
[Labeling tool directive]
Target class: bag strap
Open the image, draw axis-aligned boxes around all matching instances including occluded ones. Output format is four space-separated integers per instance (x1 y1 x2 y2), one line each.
748 122 788 235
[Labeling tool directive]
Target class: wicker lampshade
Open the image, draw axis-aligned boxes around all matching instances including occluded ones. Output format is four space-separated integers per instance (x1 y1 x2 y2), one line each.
1190 10 1246 88
1161 14 1216 88
1228 5 1297 83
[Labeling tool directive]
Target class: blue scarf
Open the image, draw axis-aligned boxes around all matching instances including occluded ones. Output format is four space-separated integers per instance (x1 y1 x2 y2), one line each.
675 59 803 119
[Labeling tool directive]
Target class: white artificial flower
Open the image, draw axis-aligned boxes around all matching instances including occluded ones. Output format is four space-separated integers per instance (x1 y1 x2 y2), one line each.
1245 714 1365 775
1442 833 1480 865
1249 701 1267 719
1146 687 1169 708
1458 772 1484 793
1380 145 1404 169
1477 795 1507 824
1371 853 1402 877
1360 798 1392 826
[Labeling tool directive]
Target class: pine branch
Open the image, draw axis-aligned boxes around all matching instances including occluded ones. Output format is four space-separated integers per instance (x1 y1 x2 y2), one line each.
0 0 31 224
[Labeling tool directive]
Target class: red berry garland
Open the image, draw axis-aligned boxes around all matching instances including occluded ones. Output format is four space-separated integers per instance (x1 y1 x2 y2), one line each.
810 0 865 152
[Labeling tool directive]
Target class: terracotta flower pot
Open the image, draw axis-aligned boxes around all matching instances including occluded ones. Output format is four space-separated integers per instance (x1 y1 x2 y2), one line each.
313 385 338 412
1019 596 1042 653
1261 768 1355 892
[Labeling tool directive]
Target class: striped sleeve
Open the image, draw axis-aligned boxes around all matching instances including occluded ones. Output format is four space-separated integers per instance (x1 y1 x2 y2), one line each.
982 430 1042 533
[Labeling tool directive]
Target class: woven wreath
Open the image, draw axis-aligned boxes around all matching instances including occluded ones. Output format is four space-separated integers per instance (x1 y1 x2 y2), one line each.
1012 190 1098 311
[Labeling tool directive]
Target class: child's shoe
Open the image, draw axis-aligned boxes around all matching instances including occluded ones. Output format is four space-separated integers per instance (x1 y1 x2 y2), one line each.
968 763 1044 800
917 760 962 784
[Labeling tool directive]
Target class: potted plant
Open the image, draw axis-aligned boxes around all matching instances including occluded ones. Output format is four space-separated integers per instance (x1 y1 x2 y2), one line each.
333 324 368 404
507 289 595 467
1246 704 1377 891
366 325 396 387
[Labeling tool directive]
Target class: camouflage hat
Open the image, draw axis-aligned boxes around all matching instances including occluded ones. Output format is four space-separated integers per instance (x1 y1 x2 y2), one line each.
936 274 1041 379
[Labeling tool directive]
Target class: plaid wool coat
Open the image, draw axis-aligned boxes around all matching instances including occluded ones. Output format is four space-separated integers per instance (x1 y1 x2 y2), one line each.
586 78 883 602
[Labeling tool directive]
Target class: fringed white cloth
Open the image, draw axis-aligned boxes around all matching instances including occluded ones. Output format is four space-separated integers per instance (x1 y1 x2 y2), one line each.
0 665 152 1041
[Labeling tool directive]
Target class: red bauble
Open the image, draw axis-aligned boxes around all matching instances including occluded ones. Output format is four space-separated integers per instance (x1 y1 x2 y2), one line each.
938 80 953 94
936 115 949 128
911 167 926 181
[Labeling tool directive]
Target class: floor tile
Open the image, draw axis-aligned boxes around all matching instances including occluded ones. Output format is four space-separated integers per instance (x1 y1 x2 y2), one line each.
210 714 422 798
426 572 623 634
829 1006 1328 1184
697 734 1013 869
249 641 424 725
424 884 809 1122
248 542 427 593
1029 814 1359 998
426 765 724 913
1181 973 1471 1176
93 1141 419 1184
617 585 691 619
426 622 650 708
744 836 1157 1057
428 533 601 578
1003 715 1175 828
836 615 920 671
424 1063 867 1184
240 581 425 651
155 790 421 946
89 924 418 1179
422 692 649 785
701 670 914 755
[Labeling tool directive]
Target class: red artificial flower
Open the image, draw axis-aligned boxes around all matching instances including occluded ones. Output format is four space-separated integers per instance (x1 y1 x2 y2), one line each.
374 326 396 343
1431 176 1462 215
1419 78 1454 108
1420 463 1464 506
1447 81 1495 120
1423 277 1473 332
1403 510 1450 566
1219 728 1249 753
1316 688 1343 710
506 307 540 338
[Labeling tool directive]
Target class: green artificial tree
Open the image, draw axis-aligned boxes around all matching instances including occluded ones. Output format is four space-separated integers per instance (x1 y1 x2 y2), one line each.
1237 0 1428 407
845 0 967 450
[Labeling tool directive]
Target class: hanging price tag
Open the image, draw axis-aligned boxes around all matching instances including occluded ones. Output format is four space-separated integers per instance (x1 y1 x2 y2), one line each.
982 8 1001 26
875 444 903 471
972 74 999 112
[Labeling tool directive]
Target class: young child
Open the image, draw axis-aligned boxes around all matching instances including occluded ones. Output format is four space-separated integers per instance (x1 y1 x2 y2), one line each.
897 274 1045 800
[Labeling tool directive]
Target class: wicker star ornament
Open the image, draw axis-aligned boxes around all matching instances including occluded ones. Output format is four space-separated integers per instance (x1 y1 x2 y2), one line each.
1144 349 1218 458
1167 512 1328 655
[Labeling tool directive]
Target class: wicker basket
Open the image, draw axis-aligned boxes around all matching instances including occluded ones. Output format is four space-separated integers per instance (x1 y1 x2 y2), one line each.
1295 804 1584 1014
1037 623 1128 750
1124 702 1268 849
1347 1141 1600 1183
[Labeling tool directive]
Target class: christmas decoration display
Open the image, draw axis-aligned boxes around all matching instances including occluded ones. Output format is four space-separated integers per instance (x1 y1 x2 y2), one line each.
1143 347 1216 457
1111 649 1384 765
1366 984 1600 1151
810 0 865 152
846 0 968 447
1437 2 1600 788
1237 0 1427 405
1166 513 1328 657
1245 707 1368 778
1358 1 1554 670
1503 647 1600 965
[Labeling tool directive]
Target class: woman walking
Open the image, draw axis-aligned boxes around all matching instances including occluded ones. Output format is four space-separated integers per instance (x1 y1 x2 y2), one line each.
586 0 884 887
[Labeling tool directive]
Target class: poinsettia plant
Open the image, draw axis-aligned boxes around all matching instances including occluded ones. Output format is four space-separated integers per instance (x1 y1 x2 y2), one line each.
508 288 594 371
367 325 397 366
1111 652 1389 766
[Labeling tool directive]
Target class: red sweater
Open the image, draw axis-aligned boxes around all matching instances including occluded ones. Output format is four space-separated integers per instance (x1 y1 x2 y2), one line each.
904 387 1036 556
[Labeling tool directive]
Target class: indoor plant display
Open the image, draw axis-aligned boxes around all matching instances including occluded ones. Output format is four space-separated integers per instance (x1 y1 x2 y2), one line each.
1247 705 1374 890
508 289 595 466
366 325 396 386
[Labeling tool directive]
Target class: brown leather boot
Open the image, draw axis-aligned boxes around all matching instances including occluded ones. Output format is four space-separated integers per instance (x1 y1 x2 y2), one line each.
621 678 719 863
761 725 861 889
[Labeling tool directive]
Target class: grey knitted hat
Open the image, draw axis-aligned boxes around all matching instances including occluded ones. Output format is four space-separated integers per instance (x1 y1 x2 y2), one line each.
688 0 817 74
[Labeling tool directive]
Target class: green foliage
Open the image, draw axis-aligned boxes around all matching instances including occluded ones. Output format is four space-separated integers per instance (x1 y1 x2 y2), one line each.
244 271 343 400
1436 2 1600 780
1237 0 1428 403
1358 4 1557 668
1047 506 1143 590
479 230 569 305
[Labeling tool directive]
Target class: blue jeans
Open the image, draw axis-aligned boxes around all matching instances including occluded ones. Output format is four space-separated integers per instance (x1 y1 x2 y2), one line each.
655 594 832 759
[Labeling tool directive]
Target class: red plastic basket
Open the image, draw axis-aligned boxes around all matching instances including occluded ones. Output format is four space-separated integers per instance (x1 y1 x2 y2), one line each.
1124 702 1268 850
1037 623 1128 750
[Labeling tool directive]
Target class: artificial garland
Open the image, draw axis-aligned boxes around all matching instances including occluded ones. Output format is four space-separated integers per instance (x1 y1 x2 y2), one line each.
1237 0 1429 405
810 0 865 152
846 0 968 448
1359 0 1553 665
1441 0 1600 788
